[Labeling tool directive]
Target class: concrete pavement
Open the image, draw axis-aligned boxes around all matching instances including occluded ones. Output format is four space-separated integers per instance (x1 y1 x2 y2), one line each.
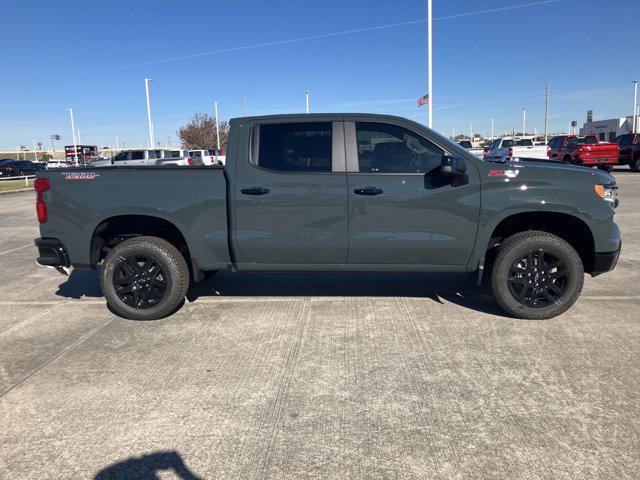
0 172 639 479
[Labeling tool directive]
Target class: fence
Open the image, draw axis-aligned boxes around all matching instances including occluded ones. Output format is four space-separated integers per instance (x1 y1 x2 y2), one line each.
0 175 35 187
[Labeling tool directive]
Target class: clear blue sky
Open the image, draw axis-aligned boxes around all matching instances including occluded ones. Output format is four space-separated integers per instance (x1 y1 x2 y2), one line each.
1 0 638 149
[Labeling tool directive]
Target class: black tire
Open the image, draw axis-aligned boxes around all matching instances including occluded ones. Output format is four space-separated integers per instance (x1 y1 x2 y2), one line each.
490 231 584 320
631 155 640 172
597 165 613 173
563 155 572 163
100 236 190 320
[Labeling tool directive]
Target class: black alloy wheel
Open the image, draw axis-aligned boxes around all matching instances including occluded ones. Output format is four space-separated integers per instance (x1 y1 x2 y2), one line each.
507 249 569 308
113 255 168 309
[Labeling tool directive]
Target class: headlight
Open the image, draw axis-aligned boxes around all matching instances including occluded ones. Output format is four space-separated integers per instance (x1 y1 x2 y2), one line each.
595 183 618 208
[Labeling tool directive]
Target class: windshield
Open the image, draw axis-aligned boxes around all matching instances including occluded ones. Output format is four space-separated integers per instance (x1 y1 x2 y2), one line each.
501 139 534 148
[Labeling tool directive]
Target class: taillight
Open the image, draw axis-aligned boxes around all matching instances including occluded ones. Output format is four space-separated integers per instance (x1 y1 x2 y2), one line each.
187 157 193 165
34 178 50 223
507 148 513 158
547 147 551 157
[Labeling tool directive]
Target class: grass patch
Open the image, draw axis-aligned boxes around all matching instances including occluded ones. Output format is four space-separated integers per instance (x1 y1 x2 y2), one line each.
0 179 34 192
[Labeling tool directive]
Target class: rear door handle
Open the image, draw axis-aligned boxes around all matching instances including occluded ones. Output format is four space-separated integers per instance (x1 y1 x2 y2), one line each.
241 187 270 195
353 187 383 196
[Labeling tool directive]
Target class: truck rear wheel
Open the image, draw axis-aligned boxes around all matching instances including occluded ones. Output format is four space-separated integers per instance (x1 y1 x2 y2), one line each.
100 236 190 320
490 231 584 320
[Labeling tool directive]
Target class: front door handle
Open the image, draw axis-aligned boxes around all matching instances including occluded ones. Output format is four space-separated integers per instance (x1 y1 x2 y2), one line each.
354 187 383 196
241 187 270 195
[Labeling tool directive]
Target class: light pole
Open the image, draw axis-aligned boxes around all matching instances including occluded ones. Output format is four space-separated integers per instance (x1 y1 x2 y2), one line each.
544 83 549 143
145 78 155 148
305 91 310 113
633 80 638 134
427 0 433 128
66 108 79 165
77 129 82 145
214 101 220 162
243 96 247 116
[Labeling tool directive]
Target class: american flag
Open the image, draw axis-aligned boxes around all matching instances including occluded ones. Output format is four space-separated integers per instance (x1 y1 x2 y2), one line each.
417 93 429 107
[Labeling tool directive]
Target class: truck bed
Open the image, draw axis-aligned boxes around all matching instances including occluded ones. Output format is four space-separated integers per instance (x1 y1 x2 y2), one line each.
37 166 231 270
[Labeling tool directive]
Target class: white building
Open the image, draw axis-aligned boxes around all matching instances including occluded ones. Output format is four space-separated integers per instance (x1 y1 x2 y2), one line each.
579 116 635 142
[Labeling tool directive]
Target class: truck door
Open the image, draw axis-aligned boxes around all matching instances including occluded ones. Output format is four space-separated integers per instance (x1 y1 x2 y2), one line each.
344 120 480 266
232 120 349 266
617 135 632 164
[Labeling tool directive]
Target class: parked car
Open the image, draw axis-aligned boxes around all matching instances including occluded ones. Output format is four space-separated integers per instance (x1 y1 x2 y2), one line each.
89 149 202 167
457 140 484 157
613 133 640 171
485 137 549 162
189 149 216 166
34 113 620 321
547 135 619 172
0 160 45 177
46 159 71 169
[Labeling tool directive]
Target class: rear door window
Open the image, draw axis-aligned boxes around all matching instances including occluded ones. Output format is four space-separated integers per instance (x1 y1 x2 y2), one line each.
256 122 332 173
130 150 145 160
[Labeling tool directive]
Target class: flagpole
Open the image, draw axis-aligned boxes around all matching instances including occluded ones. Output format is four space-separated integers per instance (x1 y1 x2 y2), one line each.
427 0 433 128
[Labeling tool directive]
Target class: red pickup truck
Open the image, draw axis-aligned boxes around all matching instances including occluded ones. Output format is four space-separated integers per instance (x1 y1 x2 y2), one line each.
613 133 640 171
548 135 619 172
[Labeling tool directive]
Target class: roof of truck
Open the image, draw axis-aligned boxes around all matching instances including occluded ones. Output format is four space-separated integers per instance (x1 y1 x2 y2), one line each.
230 113 416 122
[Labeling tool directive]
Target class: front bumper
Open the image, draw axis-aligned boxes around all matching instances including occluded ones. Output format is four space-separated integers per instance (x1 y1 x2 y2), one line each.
35 238 70 267
591 240 621 277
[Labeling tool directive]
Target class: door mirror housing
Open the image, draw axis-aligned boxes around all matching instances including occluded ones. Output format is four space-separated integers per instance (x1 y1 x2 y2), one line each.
440 155 466 177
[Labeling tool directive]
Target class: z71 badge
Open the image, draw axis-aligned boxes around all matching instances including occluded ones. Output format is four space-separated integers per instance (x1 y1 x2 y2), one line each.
63 172 99 180
488 169 519 178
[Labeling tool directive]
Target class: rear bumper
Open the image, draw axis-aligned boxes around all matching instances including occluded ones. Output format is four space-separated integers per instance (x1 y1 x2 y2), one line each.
35 238 70 267
576 157 619 166
591 241 621 277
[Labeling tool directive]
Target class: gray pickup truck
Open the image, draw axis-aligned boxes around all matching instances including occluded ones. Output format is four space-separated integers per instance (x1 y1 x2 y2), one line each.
34 114 621 320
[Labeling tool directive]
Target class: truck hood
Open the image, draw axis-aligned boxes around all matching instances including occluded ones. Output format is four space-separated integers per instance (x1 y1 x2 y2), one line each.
486 157 615 184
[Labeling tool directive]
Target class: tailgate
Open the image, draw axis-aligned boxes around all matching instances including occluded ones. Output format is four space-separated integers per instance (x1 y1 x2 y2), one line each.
513 146 548 158
578 144 619 162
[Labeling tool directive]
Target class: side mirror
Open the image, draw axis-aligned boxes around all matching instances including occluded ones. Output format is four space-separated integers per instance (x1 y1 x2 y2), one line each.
440 155 466 177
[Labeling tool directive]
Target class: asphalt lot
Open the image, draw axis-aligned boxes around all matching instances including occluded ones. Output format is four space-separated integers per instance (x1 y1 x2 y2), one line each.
1 171 639 479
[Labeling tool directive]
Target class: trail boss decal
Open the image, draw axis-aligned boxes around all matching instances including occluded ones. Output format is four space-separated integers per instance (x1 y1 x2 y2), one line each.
488 169 520 178
63 172 99 180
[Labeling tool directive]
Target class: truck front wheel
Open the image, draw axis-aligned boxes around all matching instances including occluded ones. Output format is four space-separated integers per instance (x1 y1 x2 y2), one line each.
490 231 584 319
100 236 190 320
